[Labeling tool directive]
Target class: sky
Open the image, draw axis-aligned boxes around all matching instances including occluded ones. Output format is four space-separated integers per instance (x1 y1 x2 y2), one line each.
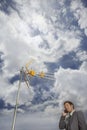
0 0 87 130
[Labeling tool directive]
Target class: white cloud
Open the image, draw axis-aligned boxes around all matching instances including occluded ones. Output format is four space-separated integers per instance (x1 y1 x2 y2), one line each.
53 67 87 111
0 0 82 74
31 13 48 34
0 74 34 105
80 61 87 71
76 50 87 62
0 0 87 125
5 82 34 105
0 111 59 130
70 0 87 36
0 1 87 130
44 105 59 116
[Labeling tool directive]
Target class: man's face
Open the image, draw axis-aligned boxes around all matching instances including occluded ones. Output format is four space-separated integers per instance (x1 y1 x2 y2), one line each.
64 103 74 113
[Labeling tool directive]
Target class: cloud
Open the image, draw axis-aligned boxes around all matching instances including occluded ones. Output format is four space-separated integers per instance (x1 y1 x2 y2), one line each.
70 0 87 36
0 0 86 109
0 111 59 130
80 61 87 71
58 51 82 69
53 67 87 111
0 0 83 74
0 0 87 129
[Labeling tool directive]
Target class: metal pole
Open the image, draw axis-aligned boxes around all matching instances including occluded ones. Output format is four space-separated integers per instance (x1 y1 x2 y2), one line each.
11 69 23 130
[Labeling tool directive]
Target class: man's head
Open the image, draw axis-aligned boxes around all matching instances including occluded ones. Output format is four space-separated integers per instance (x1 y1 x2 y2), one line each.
64 101 74 113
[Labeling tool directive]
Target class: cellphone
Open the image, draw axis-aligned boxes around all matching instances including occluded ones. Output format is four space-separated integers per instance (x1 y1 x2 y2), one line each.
64 109 68 113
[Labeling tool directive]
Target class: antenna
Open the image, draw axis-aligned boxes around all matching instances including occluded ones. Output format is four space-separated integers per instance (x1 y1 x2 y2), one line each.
11 68 23 130
11 61 55 130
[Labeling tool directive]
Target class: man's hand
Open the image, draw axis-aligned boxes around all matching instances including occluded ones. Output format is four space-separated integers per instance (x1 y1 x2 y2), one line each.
62 111 68 117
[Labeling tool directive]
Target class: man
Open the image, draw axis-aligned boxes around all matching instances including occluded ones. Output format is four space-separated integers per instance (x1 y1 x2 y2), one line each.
59 101 87 130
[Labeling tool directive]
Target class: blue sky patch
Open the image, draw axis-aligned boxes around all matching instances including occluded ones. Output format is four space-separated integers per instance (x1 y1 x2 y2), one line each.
81 0 87 7
80 35 87 51
45 62 59 73
59 51 82 69
0 0 18 15
0 98 5 109
9 74 20 84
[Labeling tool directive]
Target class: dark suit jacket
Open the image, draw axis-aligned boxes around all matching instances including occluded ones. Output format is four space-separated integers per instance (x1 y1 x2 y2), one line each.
59 111 87 130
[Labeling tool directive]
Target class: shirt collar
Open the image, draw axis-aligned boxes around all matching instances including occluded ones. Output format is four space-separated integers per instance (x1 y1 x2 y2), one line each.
70 109 75 116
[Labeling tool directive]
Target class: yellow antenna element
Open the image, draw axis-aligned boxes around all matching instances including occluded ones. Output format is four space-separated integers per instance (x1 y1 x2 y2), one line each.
39 71 45 78
25 59 35 70
25 59 35 75
28 69 36 76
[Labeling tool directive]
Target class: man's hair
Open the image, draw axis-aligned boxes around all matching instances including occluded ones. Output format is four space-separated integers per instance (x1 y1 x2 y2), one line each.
64 101 74 109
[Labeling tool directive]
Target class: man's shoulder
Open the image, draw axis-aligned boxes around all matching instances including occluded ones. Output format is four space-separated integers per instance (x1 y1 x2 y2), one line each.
75 110 83 114
75 110 85 118
73 110 83 116
76 110 82 112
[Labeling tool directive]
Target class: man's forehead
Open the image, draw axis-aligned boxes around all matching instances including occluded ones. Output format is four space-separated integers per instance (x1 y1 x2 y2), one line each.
64 103 70 106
